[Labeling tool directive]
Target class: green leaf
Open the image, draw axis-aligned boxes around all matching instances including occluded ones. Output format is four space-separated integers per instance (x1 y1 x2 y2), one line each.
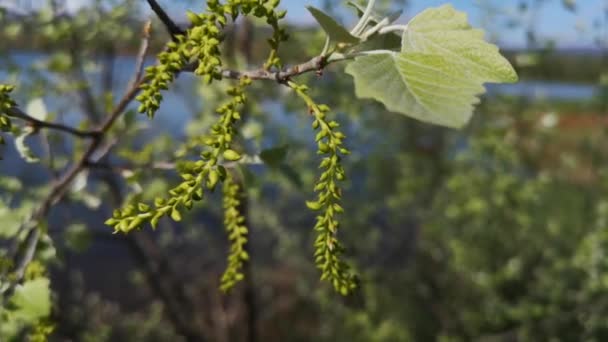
345 5 518 129
9 278 52 322
260 145 288 167
401 4 518 84
306 6 359 44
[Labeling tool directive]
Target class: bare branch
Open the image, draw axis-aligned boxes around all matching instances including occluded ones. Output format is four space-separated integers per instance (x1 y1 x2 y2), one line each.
7 107 100 138
184 55 339 83
146 0 185 38
84 160 176 173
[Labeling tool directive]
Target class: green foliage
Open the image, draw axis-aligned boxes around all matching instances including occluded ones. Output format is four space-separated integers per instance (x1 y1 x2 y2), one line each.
8 277 52 322
1 277 53 341
5 0 608 340
220 174 249 291
1 6 525 338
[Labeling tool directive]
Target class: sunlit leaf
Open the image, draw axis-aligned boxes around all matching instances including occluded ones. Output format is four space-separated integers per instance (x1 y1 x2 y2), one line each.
345 5 517 128
401 4 518 83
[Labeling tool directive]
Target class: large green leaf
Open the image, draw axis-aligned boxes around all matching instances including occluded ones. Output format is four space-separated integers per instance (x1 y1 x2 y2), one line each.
345 5 517 128
402 4 517 83
346 53 484 128
306 6 359 44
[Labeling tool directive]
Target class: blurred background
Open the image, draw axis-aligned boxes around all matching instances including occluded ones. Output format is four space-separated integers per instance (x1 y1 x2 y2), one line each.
1 0 607 341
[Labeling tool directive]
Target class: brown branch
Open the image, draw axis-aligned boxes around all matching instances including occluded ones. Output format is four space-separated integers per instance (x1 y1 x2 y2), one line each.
6 107 100 138
146 0 185 38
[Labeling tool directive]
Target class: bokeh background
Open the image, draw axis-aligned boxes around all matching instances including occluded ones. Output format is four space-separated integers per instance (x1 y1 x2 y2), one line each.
1 0 607 341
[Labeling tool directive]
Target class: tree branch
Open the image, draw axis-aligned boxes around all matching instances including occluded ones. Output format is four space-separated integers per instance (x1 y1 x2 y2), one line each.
183 55 331 82
146 0 185 38
6 107 100 138
1 22 152 298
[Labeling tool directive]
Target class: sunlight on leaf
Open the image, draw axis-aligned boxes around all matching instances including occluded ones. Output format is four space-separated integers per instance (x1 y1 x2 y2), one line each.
346 4 517 128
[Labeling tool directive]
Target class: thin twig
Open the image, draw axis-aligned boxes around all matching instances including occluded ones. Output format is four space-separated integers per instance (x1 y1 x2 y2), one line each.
85 160 176 172
183 55 333 83
146 0 185 38
11 228 40 284
6 107 99 138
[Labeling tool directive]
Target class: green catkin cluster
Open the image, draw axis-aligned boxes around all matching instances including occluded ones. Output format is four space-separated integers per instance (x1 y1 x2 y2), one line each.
220 174 249 291
290 82 358 295
114 0 356 295
136 35 189 118
105 77 251 233
0 84 15 147
136 0 286 118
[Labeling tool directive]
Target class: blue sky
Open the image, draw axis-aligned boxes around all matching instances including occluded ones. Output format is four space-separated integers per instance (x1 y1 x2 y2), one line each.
6 0 604 48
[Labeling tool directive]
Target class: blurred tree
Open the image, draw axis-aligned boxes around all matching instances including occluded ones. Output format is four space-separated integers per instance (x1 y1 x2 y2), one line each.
1 1 605 342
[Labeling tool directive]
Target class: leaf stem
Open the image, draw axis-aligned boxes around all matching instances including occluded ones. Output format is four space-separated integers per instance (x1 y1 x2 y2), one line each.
350 0 376 35
360 17 390 40
378 24 409 35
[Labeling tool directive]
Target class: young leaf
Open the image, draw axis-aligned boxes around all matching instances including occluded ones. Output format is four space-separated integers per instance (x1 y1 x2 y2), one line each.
345 5 517 129
306 6 359 44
